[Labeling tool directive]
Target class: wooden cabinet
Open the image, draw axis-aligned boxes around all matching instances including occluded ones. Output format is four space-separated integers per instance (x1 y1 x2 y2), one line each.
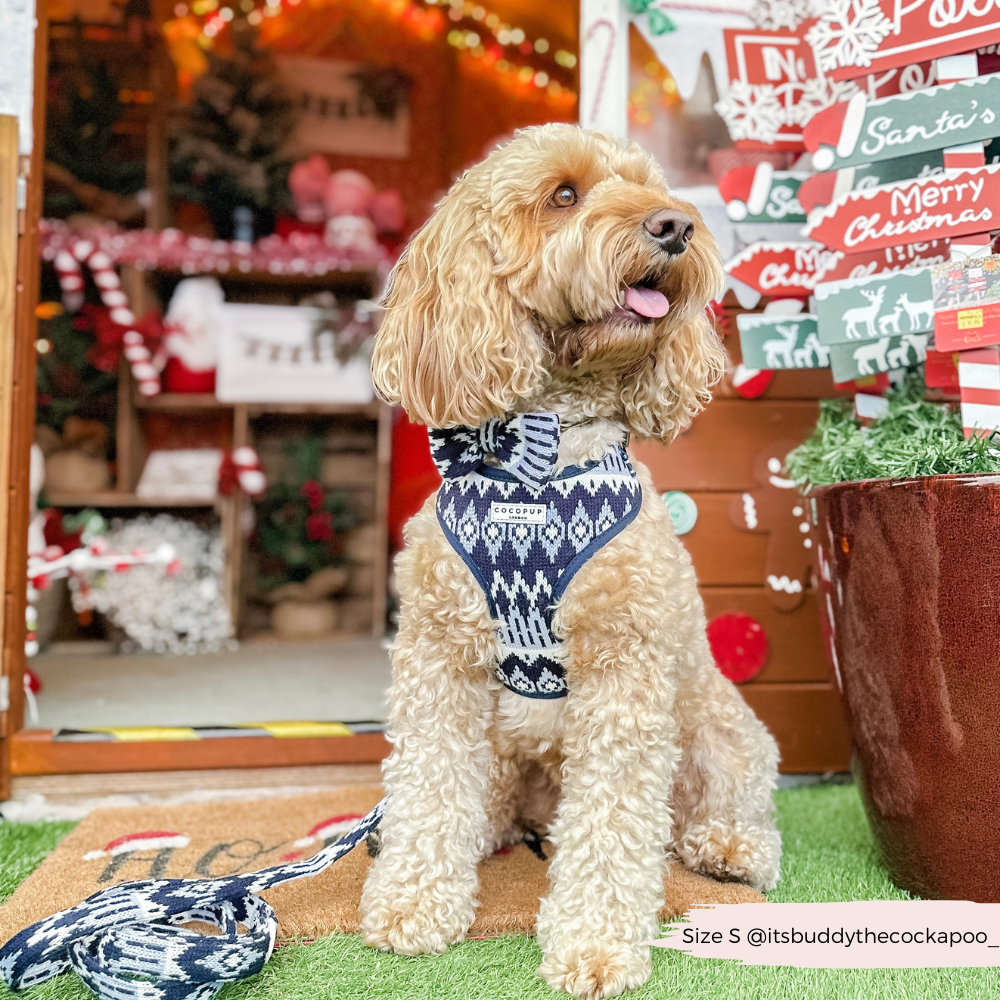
45 265 392 638
633 329 851 773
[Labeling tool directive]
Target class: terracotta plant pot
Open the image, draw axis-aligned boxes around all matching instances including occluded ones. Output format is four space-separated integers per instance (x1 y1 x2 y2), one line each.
811 474 1000 902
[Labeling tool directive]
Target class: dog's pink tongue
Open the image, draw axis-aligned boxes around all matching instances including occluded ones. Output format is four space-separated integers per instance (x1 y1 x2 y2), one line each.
624 285 669 318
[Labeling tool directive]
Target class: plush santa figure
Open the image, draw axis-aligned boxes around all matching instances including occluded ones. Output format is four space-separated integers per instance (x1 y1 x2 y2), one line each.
162 277 225 393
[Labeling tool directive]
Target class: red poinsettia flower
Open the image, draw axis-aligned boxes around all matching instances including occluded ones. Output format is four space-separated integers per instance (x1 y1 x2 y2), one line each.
305 510 334 541
300 479 324 511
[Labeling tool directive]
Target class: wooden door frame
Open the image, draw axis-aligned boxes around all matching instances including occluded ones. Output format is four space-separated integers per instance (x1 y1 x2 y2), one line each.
0 2 48 801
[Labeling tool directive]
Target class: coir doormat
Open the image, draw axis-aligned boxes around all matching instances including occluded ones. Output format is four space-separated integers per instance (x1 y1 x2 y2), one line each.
0 786 763 944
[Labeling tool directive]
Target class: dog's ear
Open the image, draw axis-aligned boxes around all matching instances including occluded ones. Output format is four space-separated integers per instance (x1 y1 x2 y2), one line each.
620 308 726 442
371 181 545 428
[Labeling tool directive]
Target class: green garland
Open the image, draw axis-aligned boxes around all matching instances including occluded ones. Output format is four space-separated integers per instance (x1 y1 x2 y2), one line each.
785 373 1000 489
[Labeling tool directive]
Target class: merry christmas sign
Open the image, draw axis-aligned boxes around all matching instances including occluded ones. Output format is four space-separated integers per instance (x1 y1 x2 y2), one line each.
815 240 950 282
806 0 1000 81
804 166 999 252
804 73 1000 171
725 242 839 296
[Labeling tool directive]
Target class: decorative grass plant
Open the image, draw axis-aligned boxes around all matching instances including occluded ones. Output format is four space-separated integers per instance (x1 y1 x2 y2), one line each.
785 374 1000 490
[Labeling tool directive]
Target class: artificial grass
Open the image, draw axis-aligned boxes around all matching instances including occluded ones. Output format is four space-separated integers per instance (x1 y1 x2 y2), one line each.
2 786 999 1000
785 376 1000 490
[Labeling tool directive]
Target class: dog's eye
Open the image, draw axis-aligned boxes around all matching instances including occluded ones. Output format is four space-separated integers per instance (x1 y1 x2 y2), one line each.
550 185 577 208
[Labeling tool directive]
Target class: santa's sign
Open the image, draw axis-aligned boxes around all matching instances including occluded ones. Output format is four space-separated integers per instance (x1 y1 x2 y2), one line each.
804 73 1000 171
804 166 1000 252
725 242 840 296
806 0 1000 81
719 163 808 222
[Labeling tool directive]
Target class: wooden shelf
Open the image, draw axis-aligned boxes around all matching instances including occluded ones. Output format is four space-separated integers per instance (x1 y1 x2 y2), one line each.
45 492 220 509
132 394 380 418
245 401 381 417
145 266 381 289
134 393 232 411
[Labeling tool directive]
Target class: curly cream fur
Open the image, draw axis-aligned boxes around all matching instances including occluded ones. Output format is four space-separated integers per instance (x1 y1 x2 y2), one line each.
361 125 780 999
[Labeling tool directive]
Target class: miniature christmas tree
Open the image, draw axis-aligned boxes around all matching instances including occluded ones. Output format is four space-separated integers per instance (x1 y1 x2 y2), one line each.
170 21 296 239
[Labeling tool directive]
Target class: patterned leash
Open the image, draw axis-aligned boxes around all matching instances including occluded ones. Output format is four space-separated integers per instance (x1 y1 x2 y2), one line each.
0 799 385 1000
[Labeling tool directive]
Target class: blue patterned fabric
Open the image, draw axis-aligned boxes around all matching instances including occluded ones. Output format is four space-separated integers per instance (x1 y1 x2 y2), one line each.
0 800 385 1000
430 415 641 699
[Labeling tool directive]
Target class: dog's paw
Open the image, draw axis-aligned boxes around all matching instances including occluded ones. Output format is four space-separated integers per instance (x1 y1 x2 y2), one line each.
360 896 471 956
674 821 781 892
538 944 651 999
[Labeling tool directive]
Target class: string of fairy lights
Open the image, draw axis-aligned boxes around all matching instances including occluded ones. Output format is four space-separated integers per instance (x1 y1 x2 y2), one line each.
170 0 578 104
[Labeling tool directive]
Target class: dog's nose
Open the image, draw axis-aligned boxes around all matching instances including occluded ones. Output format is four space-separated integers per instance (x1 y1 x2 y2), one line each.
644 209 694 254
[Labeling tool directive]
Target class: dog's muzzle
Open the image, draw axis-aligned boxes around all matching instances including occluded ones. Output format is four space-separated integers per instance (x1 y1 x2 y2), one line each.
644 209 694 256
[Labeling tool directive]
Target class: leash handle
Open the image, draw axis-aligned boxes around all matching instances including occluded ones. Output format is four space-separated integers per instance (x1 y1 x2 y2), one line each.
0 798 386 999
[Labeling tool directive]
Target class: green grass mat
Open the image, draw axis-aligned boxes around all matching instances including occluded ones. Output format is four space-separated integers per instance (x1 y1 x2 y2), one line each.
2 786 998 1000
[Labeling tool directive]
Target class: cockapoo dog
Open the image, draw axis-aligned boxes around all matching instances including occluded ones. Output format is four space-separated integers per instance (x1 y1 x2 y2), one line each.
361 124 781 999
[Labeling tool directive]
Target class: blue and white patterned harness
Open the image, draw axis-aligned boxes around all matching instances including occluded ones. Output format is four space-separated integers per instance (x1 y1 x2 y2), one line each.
0 414 640 1000
429 414 641 698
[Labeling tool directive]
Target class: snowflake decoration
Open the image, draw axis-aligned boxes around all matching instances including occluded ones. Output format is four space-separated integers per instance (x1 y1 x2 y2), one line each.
69 514 235 655
791 76 862 126
715 81 785 143
749 0 811 30
806 0 893 74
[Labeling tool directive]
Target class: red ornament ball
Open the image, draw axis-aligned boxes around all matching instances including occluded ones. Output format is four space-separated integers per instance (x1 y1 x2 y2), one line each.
706 612 769 684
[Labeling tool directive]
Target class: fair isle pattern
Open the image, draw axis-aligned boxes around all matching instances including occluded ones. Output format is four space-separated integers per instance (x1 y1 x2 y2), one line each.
0 800 385 1000
432 422 641 699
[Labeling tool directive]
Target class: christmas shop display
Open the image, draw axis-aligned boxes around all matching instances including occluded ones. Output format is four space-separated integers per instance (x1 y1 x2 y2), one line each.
69 513 234 655
170 21 296 240
253 435 356 638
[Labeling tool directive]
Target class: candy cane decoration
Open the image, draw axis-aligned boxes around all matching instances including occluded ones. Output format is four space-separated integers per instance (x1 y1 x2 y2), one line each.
53 239 163 396
28 539 178 591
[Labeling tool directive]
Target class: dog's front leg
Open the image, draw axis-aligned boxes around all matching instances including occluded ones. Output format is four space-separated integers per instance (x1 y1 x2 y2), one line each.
359 535 497 956
537 601 678 998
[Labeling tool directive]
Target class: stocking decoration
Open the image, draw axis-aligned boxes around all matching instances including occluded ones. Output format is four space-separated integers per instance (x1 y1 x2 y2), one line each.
53 240 163 396
729 440 813 611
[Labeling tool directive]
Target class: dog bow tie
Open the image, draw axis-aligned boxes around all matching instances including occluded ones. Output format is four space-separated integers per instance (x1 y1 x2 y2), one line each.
429 412 561 490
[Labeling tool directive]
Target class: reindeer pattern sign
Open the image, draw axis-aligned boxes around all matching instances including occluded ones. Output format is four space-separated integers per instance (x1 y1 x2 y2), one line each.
737 314 830 370
815 268 935 344
828 332 929 381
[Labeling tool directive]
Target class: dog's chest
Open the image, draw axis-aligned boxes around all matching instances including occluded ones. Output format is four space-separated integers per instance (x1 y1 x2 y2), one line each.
434 445 641 700
494 688 567 760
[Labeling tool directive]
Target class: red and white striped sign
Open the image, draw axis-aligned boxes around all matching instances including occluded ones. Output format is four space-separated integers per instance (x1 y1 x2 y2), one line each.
958 346 1000 436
